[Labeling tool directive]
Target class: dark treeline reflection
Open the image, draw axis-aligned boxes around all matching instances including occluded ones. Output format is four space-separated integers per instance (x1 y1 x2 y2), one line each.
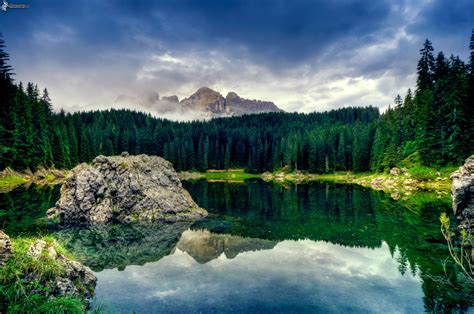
184 180 472 312
0 184 60 235
187 180 381 247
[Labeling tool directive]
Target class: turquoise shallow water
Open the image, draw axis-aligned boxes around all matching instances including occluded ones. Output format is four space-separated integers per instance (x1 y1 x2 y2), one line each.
1 180 472 312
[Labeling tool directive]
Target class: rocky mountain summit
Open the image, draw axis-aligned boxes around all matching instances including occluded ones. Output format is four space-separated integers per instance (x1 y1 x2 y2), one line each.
116 87 282 119
451 155 474 232
180 87 282 118
48 153 207 225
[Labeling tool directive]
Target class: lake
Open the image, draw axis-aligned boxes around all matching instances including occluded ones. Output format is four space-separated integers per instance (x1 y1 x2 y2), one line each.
1 180 472 312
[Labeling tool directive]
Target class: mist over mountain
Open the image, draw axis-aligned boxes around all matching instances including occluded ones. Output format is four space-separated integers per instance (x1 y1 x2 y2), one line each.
115 87 282 121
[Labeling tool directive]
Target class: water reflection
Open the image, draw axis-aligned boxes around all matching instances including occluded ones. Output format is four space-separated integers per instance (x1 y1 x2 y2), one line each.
94 230 424 313
0 184 59 235
1 180 472 312
54 222 192 271
177 229 277 263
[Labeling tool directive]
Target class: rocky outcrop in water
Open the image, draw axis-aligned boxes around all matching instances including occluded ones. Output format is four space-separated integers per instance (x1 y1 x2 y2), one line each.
451 156 474 232
49 153 207 225
0 231 11 265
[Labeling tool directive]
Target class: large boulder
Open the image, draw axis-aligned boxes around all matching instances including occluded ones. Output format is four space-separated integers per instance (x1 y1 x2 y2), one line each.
451 156 474 232
49 154 207 225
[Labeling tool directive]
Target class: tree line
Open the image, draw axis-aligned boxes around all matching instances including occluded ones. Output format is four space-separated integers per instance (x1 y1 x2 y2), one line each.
0 31 473 174
371 32 474 170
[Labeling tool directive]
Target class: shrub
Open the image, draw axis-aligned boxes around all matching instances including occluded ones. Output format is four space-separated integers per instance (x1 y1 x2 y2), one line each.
407 165 437 181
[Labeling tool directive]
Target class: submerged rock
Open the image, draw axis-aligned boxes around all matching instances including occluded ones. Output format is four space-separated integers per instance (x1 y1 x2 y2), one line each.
451 155 474 232
49 154 207 225
0 231 12 265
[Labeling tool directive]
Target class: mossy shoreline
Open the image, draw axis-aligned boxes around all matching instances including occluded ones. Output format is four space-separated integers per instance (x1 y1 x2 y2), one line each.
0 236 89 313
0 168 69 192
178 166 456 196
179 169 260 182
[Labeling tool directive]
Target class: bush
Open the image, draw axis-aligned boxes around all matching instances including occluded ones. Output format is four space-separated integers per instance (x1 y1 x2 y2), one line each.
407 165 437 181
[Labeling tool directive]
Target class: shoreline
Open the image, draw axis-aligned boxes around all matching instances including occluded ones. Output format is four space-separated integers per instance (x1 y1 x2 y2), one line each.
0 168 69 192
1 166 453 197
179 167 454 200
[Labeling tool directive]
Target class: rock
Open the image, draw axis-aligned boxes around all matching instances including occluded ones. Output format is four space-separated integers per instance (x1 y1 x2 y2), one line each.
390 167 403 176
52 278 78 296
261 172 273 181
178 171 205 181
451 156 474 232
390 192 401 200
0 230 12 265
224 90 282 116
25 239 97 304
27 240 48 258
50 154 207 225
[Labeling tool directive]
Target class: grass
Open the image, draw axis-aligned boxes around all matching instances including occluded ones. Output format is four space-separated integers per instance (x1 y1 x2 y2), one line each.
407 165 457 181
0 236 86 313
0 176 27 187
183 169 260 182
312 172 366 182
0 168 69 191
44 173 57 182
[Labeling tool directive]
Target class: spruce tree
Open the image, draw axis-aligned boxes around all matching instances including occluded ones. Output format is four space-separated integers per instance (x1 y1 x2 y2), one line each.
0 33 13 77
417 39 435 91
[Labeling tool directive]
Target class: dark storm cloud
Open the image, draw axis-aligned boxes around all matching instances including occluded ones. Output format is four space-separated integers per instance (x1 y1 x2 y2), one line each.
409 0 474 35
0 0 472 114
2 0 392 66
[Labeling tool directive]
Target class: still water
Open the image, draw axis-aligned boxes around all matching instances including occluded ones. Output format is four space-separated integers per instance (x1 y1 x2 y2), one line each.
1 180 472 312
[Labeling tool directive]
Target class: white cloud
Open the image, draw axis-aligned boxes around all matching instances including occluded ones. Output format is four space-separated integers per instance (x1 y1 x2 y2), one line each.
93 236 424 312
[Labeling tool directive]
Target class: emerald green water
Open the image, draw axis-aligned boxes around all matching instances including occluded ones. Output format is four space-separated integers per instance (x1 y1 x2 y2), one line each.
1 180 472 312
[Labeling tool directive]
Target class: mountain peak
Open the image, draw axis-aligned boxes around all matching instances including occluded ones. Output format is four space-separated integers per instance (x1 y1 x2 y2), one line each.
181 87 225 113
226 91 239 100
194 86 219 96
180 87 281 117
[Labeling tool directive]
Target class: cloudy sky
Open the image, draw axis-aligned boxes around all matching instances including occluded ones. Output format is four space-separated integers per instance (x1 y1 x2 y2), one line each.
1 0 473 114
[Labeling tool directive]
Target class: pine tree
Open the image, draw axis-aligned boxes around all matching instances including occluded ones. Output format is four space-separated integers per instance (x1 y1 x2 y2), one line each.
336 131 346 171
0 33 14 77
415 39 438 165
417 39 435 91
